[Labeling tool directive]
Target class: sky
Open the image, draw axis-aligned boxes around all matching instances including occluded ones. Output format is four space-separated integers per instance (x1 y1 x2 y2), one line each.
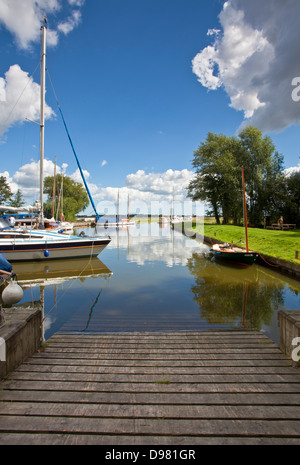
0 0 300 216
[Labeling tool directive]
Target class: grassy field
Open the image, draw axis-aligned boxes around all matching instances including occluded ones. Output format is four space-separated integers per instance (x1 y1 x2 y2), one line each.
185 221 300 266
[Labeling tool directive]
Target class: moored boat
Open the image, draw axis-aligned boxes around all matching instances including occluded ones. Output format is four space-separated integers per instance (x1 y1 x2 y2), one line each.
210 243 258 266
210 167 258 267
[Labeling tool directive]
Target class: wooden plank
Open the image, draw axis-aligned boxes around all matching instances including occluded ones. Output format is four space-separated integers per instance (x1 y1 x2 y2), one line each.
0 433 299 445
1 401 300 420
17 364 298 375
22 357 294 367
0 390 299 406
9 370 300 384
2 379 300 393
0 416 300 437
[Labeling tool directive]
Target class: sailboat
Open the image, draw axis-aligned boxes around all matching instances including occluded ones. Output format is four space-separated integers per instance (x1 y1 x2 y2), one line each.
0 22 111 262
97 192 135 227
210 166 259 267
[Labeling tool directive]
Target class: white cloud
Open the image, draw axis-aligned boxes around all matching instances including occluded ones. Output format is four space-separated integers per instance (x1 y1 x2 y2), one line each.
68 0 85 6
101 160 107 167
0 0 85 50
0 64 55 138
57 10 82 36
284 161 300 177
192 0 300 133
125 169 193 199
0 0 60 49
4 163 197 216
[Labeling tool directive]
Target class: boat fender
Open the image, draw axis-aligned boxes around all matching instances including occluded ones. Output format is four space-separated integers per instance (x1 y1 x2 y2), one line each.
1 279 24 305
44 249 50 257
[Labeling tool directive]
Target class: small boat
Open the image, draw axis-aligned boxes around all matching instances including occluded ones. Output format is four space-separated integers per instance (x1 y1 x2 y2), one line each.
210 167 258 267
0 216 110 261
210 243 258 266
97 218 135 228
96 194 135 228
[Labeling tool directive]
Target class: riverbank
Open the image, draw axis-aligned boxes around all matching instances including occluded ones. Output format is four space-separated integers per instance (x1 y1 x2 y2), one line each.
175 221 300 279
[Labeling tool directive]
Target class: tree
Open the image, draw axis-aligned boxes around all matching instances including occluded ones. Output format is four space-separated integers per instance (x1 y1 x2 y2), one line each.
188 126 285 226
9 189 25 208
238 126 284 225
0 176 13 204
282 172 300 225
43 174 89 221
187 133 242 224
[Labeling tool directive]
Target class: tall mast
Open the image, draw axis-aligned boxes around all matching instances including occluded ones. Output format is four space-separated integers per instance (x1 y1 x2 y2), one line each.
52 155 56 218
242 166 249 252
39 24 47 227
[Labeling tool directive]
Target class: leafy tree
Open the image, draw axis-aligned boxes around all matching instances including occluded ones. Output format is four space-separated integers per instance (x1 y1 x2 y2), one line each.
282 172 300 225
43 174 89 221
238 126 284 225
0 176 13 204
187 132 242 224
188 126 285 226
9 189 25 208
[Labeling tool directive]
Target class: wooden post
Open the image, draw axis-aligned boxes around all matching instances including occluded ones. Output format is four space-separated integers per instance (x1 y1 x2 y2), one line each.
296 251 299 260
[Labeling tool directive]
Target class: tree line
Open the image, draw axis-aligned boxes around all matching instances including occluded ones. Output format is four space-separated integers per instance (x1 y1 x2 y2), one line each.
188 126 300 227
0 174 89 221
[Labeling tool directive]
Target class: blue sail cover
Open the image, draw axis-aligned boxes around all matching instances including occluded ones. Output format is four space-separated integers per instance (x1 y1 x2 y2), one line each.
0 253 12 273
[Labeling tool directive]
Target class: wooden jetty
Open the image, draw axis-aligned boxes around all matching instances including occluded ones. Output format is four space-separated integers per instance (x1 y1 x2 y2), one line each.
0 330 300 445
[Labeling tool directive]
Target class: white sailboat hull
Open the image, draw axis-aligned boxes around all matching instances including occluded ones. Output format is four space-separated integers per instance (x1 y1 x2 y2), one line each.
0 229 110 261
1 243 109 261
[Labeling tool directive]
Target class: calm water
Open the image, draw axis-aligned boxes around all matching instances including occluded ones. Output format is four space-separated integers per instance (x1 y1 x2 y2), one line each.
11 223 300 344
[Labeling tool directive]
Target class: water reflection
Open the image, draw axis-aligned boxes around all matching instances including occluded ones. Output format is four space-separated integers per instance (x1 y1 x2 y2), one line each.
187 253 285 331
12 257 112 340
5 223 299 343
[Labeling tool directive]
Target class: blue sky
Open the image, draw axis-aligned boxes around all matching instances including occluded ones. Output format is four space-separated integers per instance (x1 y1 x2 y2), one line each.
0 0 299 215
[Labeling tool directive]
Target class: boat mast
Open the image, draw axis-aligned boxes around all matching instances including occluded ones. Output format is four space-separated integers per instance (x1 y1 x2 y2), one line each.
39 23 47 228
242 166 249 252
52 155 56 218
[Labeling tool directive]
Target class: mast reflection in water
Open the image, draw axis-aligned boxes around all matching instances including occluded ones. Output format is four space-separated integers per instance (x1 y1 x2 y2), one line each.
9 223 299 344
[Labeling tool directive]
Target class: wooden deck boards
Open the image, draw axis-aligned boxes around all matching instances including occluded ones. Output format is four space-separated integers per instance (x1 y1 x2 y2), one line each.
0 330 300 445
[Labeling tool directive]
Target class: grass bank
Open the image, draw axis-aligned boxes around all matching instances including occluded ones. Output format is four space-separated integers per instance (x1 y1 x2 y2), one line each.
184 222 300 266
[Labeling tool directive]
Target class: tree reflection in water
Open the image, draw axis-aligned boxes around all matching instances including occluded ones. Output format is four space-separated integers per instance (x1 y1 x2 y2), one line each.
187 252 285 331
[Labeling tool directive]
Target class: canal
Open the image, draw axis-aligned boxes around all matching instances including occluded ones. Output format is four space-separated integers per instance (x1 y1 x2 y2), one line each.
11 222 300 344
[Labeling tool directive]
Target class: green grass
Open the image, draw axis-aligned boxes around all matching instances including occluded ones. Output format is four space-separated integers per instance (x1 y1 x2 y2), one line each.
185 222 300 265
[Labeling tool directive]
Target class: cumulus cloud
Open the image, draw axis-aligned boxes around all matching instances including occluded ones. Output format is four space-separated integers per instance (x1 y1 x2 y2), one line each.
0 64 55 138
3 163 198 216
0 0 85 139
125 169 194 199
283 161 300 177
0 0 85 50
192 0 300 133
57 9 82 36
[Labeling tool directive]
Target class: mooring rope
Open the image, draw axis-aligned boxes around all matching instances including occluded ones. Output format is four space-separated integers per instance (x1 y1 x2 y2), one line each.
258 252 281 268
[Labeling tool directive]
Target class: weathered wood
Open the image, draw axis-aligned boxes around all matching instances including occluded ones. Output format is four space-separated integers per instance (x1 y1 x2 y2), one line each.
0 330 300 445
